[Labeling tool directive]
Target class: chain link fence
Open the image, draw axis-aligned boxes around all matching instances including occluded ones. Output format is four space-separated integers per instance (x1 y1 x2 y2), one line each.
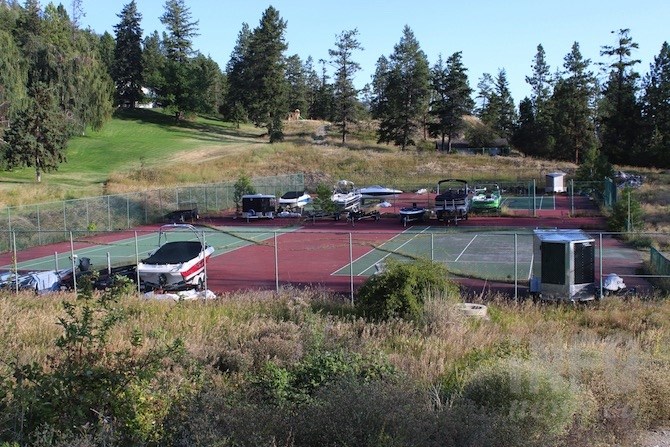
1 227 660 300
0 173 304 252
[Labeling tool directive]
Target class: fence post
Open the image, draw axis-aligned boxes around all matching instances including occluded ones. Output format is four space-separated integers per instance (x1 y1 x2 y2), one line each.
599 232 603 300
37 205 42 246
349 232 354 305
86 200 90 229
203 230 208 296
54 251 59 271
63 201 67 234
514 233 518 301
570 179 575 216
70 231 77 295
135 231 141 295
107 252 111 275
533 179 537 217
107 195 111 231
12 231 18 294
274 230 279 293
126 197 130 229
431 233 434 261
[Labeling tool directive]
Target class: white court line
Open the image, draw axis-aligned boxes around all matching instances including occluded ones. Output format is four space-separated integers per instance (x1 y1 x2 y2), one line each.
356 226 432 276
454 234 478 262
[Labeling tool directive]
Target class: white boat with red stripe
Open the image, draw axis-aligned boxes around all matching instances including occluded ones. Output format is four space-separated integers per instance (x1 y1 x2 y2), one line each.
137 224 214 292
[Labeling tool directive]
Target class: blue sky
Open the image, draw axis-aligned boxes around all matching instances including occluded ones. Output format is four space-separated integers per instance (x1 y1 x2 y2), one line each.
82 0 670 104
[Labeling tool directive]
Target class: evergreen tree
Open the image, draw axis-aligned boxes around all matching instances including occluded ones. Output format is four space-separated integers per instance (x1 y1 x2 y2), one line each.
310 58 334 120
369 55 390 120
98 31 115 78
159 0 199 120
549 42 597 163
3 83 69 182
598 29 642 165
190 54 224 115
376 26 430 150
329 28 363 144
285 54 308 116
244 6 288 142
515 44 554 156
113 0 143 108
428 52 474 152
0 28 28 132
475 72 494 118
641 41 670 167
223 22 251 124
303 56 321 120
141 30 165 103
491 69 517 141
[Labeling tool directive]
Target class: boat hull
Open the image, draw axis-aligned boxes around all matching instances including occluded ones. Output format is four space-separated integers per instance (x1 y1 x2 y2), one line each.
138 242 214 291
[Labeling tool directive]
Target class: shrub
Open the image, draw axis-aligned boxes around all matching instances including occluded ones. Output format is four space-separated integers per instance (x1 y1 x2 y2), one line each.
356 259 452 321
233 174 256 212
608 187 643 232
453 359 582 447
0 277 193 445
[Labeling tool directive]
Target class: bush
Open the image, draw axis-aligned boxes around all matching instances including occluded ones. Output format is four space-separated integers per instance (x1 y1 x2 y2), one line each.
608 187 643 232
356 259 452 321
0 277 194 445
453 359 582 447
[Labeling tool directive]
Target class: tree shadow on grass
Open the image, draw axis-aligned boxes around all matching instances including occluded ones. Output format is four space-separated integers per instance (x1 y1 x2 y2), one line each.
113 109 266 141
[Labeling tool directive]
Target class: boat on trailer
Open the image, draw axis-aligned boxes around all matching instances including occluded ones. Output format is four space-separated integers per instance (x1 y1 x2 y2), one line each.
399 203 427 227
358 185 403 199
471 183 502 212
137 224 214 292
331 180 362 212
434 179 470 223
278 191 312 211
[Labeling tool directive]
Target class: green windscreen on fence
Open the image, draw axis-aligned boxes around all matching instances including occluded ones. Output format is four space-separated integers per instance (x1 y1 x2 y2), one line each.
650 247 670 276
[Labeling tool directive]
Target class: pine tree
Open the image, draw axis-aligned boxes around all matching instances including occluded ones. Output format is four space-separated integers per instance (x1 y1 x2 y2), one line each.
141 31 165 102
285 54 308 116
159 0 199 120
549 42 597 163
244 6 288 142
329 28 363 144
3 83 69 182
376 26 430 150
641 42 670 167
598 29 643 165
515 44 554 156
428 52 474 152
112 0 143 108
223 23 251 124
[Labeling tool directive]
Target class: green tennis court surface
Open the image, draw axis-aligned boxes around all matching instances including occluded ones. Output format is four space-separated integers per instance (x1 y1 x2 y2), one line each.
501 195 556 210
334 226 536 282
3 227 279 272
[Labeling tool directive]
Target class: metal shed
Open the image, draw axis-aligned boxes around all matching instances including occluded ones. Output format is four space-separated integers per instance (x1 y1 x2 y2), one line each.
529 229 596 302
545 171 566 193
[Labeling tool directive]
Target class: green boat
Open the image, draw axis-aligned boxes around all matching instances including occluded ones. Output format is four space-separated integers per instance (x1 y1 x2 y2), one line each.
471 184 502 211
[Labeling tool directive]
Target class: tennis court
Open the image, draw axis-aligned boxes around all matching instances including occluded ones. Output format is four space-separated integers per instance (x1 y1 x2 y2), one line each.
2 226 280 272
333 226 536 282
501 195 557 210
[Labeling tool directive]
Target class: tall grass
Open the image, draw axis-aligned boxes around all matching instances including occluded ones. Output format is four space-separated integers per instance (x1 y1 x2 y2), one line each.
1 287 668 445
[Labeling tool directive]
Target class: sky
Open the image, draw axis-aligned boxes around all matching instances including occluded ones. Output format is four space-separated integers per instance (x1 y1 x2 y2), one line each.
81 0 670 104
